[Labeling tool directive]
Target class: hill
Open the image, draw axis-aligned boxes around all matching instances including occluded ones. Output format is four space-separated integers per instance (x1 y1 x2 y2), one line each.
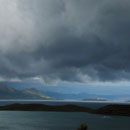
0 83 53 100
0 103 130 117
95 104 130 116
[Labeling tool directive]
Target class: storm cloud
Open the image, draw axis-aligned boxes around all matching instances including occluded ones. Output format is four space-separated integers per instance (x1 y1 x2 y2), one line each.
0 0 130 83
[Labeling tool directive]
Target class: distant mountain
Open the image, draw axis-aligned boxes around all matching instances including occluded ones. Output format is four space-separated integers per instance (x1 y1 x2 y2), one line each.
42 91 130 101
22 88 53 99
42 91 109 100
0 83 53 100
42 91 92 100
82 98 107 101
4 81 130 101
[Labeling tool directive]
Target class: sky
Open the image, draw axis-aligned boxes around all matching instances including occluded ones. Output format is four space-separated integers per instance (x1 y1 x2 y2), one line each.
0 0 130 95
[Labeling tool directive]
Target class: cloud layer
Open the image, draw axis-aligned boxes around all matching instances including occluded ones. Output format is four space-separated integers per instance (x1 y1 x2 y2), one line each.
0 0 130 83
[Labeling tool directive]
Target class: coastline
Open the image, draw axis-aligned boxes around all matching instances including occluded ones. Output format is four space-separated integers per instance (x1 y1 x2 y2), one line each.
0 103 130 117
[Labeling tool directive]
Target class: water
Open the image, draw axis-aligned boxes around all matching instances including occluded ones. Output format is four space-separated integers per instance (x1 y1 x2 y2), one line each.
0 100 130 109
0 100 130 130
0 111 130 130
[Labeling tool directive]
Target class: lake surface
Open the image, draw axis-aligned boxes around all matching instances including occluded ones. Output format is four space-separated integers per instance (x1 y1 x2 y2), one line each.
0 100 130 130
0 100 130 108
0 111 130 130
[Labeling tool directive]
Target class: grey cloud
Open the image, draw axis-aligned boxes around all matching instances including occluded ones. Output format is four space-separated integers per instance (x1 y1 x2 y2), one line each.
0 0 130 83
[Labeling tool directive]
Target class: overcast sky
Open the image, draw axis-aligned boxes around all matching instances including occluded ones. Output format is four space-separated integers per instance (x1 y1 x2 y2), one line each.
0 0 130 86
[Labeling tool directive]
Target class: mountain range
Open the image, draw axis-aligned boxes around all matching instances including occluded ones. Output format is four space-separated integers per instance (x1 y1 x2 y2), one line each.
0 83 53 100
1 82 130 101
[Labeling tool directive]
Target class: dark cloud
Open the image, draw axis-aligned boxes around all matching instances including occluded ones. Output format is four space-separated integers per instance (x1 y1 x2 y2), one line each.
0 0 130 83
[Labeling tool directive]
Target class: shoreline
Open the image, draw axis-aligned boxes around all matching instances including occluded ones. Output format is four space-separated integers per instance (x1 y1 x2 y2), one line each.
0 103 130 117
0 99 129 104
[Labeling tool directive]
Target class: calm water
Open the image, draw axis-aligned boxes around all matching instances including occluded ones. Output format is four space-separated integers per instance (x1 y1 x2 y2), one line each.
0 111 130 130
0 100 130 108
0 100 130 130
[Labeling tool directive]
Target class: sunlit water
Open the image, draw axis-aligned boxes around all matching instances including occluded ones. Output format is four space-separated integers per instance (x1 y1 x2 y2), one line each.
0 111 130 130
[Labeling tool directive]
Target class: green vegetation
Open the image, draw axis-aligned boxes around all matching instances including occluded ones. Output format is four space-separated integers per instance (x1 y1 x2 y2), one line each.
77 122 88 130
